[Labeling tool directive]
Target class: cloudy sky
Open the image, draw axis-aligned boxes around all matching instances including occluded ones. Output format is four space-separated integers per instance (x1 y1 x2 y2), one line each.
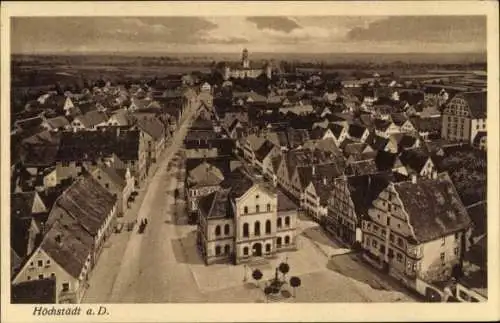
11 16 486 54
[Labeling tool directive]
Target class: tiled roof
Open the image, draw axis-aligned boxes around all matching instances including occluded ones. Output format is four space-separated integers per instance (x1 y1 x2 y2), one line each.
346 159 379 176
286 128 310 148
198 189 233 219
187 161 225 187
328 123 346 137
185 130 219 141
344 173 394 217
11 217 34 258
456 91 487 119
76 111 109 128
45 116 70 129
397 135 419 150
254 140 276 162
191 116 214 130
366 133 389 151
409 116 442 133
277 190 297 212
394 173 472 243
110 109 133 126
265 131 289 148
135 115 166 140
15 116 44 130
21 143 60 166
245 134 267 151
11 192 38 219
11 279 56 304
302 138 341 156
373 118 393 132
310 179 334 205
271 155 283 173
375 151 402 171
220 167 255 198
91 165 126 190
399 148 431 174
49 175 117 236
310 127 328 140
390 113 408 127
348 124 367 139
40 215 93 278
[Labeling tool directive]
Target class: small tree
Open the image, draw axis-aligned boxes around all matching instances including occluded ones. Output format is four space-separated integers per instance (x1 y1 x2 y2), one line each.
289 276 301 298
278 262 290 281
252 269 263 287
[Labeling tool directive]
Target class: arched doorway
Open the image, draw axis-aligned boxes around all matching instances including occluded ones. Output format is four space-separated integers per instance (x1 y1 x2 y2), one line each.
252 243 262 257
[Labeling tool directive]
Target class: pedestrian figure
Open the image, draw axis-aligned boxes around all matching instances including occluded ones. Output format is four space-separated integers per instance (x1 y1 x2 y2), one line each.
145 219 148 225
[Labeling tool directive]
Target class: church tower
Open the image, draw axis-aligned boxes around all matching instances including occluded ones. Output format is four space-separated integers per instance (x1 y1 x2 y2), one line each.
241 48 250 69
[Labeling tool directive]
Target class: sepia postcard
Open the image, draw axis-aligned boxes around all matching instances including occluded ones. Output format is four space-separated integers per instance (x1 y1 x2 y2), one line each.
1 1 499 322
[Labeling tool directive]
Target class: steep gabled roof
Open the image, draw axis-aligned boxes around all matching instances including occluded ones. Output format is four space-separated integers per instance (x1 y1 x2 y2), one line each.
45 116 70 129
460 91 487 119
39 215 93 278
394 173 472 243
254 140 276 162
48 175 117 236
344 172 394 217
399 148 431 174
76 110 109 128
348 123 368 139
198 189 233 219
135 115 166 140
187 161 225 187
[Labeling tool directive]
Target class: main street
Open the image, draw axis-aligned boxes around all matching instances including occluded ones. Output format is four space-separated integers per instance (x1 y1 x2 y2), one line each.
83 95 419 303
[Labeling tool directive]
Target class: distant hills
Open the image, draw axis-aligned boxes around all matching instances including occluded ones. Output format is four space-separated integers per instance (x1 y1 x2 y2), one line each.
12 51 486 66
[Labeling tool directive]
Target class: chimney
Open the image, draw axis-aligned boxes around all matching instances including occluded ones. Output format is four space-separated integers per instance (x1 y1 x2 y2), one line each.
411 174 417 184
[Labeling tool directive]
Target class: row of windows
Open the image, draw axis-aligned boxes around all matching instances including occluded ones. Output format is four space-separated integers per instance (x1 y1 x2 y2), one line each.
30 260 50 267
215 224 231 237
215 244 231 256
243 204 272 214
27 272 56 281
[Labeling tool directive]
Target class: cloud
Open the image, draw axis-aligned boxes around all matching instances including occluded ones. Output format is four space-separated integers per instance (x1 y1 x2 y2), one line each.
201 35 249 45
10 16 487 54
246 17 301 33
345 16 486 44
11 17 219 52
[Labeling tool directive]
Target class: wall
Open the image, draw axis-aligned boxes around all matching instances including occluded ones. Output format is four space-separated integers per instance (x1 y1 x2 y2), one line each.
419 233 462 282
55 162 83 184
185 148 219 159
470 118 486 144
13 248 87 303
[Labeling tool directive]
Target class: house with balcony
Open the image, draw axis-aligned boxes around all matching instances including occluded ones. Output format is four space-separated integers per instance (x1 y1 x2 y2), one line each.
361 173 472 290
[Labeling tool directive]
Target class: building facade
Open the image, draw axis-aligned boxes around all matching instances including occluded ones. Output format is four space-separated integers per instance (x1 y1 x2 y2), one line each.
442 91 487 143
